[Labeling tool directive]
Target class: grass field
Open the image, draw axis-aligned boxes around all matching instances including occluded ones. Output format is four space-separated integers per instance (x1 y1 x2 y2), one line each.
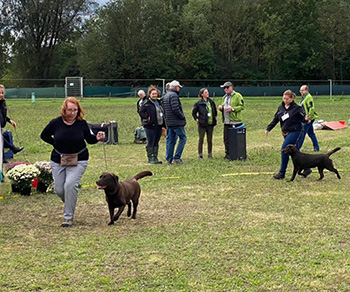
1 96 350 291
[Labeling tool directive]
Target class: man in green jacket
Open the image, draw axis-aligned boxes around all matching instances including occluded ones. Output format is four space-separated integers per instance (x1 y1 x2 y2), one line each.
217 81 245 159
298 85 320 152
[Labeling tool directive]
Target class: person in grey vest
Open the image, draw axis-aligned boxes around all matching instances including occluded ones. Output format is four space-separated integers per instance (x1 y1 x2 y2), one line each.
161 80 187 165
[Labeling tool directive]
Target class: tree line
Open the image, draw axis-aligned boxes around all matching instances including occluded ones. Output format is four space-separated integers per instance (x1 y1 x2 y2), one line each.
1 0 350 85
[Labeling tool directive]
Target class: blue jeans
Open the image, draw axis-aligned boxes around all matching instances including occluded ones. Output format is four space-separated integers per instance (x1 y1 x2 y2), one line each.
279 131 302 174
166 126 187 162
297 122 319 151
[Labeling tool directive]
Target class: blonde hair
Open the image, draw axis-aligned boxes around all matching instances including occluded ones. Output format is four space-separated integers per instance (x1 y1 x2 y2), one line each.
147 85 160 97
61 97 84 121
283 90 296 100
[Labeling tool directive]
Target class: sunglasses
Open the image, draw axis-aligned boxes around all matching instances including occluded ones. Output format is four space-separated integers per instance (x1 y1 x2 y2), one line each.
224 86 230 89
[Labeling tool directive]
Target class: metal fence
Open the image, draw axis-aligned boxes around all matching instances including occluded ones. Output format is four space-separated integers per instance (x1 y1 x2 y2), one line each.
1 79 349 98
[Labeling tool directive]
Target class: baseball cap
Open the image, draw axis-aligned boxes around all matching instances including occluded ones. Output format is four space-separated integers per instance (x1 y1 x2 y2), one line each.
169 80 183 88
220 81 233 88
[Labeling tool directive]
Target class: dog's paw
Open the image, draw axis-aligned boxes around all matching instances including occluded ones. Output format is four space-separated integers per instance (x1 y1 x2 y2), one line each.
108 221 114 225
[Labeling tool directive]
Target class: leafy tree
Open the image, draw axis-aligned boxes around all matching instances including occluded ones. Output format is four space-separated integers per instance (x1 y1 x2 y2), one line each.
2 0 96 80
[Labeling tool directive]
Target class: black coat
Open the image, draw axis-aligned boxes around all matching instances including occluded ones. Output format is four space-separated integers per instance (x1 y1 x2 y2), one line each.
0 99 10 128
161 89 186 127
139 98 165 129
266 101 305 133
192 98 217 127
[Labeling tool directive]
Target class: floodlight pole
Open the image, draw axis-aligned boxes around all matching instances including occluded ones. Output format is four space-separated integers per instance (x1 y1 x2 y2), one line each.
156 78 165 95
329 79 333 100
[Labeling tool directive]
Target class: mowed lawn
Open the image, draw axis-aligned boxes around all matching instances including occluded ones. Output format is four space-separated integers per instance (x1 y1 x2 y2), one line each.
1 96 350 291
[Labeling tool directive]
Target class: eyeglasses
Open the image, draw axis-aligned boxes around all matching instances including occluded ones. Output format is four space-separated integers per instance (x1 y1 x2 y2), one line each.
66 108 78 113
224 86 230 89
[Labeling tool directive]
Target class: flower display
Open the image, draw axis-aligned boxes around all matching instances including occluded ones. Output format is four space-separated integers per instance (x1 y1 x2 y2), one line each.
6 164 40 189
34 161 53 184
5 161 29 171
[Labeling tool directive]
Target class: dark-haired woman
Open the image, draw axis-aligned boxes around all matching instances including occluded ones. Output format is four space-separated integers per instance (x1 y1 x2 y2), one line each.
192 88 217 159
265 90 307 180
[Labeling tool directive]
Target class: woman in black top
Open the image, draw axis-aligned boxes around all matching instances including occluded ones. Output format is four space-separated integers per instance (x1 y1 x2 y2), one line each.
41 97 105 227
0 84 24 156
139 86 165 164
192 88 217 159
265 90 307 179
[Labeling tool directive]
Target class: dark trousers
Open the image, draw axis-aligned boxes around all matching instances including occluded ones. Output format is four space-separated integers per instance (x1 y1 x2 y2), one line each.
145 127 162 148
198 125 214 155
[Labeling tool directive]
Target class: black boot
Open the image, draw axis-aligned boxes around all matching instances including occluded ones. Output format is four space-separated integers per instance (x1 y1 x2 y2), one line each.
302 168 312 178
152 146 162 164
273 172 285 180
11 146 24 154
146 147 153 163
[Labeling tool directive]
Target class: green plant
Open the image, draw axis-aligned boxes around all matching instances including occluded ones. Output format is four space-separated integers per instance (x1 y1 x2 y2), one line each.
34 161 53 184
6 164 40 189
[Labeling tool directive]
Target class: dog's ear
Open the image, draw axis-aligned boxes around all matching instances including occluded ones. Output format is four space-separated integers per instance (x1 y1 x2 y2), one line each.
111 173 119 183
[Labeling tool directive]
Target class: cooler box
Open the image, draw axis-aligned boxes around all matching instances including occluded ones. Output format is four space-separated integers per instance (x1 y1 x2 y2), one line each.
228 125 246 161
88 121 118 144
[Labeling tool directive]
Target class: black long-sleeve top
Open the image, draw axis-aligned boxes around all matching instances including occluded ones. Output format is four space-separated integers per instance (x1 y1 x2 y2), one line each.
0 99 11 128
266 101 305 133
40 117 98 163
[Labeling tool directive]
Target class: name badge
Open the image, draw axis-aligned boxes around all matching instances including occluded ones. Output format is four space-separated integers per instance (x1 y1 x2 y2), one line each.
281 113 289 121
208 113 212 117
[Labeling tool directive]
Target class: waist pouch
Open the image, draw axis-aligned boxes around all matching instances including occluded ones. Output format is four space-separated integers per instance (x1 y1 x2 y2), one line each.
55 148 86 166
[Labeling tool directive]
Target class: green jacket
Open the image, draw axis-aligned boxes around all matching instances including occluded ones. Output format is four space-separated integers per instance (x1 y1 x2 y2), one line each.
300 93 318 121
221 91 245 122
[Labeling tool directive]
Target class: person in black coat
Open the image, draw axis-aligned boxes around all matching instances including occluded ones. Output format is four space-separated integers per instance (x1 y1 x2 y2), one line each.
192 88 217 159
265 90 308 180
139 86 165 164
161 80 187 165
0 84 24 157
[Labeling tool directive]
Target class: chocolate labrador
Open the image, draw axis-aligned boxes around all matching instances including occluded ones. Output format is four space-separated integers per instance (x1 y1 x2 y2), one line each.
96 171 152 225
282 144 341 181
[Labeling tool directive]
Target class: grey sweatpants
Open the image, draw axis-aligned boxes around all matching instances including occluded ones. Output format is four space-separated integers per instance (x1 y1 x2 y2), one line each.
51 161 88 221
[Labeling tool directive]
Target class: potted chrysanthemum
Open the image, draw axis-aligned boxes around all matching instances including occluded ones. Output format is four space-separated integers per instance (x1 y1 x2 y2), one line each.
6 164 40 196
34 161 53 193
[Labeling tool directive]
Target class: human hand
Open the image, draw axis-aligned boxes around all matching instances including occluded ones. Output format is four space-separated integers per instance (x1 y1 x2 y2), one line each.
218 105 223 111
10 120 17 130
96 131 105 141
265 130 269 136
225 106 234 112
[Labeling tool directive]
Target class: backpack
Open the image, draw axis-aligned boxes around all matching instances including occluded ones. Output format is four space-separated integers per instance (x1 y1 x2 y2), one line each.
134 126 147 144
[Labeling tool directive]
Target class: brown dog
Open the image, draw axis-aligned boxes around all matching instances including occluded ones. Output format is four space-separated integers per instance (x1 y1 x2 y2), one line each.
96 171 152 225
282 144 341 181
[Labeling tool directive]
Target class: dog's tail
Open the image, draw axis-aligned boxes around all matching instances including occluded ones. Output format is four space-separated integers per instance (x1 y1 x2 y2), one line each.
327 147 341 156
133 171 153 181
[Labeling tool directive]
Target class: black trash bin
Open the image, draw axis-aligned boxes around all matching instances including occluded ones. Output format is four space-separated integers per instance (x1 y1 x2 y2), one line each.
228 125 246 161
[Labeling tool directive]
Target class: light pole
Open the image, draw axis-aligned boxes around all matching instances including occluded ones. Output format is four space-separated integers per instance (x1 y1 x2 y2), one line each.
156 78 165 95
328 79 333 100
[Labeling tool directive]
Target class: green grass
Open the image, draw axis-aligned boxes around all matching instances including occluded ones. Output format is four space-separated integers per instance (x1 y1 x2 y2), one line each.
1 96 350 291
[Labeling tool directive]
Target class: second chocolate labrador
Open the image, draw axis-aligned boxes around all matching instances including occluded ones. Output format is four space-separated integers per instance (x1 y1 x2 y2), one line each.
282 144 341 181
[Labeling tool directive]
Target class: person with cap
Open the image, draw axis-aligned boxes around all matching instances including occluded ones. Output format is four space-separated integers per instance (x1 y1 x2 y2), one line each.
161 80 187 165
217 81 245 159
